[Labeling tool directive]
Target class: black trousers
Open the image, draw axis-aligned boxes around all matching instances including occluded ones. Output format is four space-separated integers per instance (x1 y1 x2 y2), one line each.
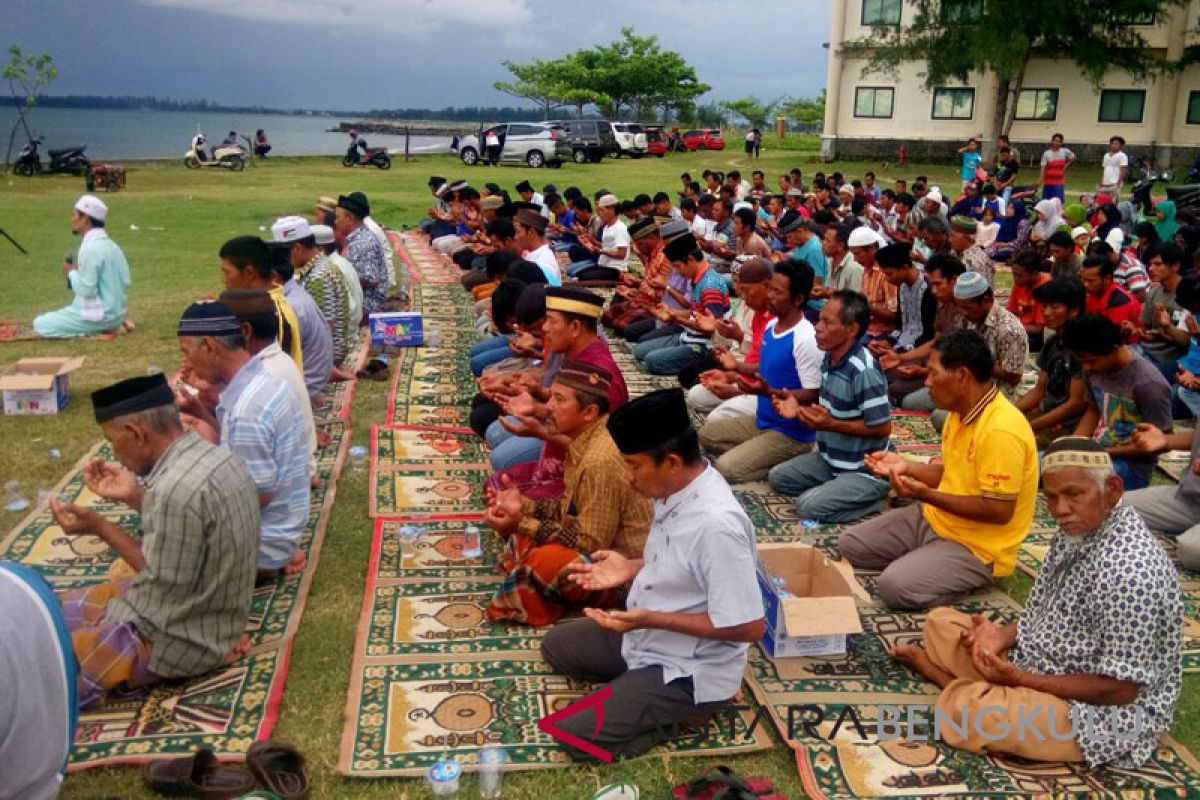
540 618 724 762
676 351 718 389
470 393 502 438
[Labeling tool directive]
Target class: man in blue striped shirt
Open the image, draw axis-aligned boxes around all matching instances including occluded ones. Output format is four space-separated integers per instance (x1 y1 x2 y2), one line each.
177 301 312 582
768 290 893 523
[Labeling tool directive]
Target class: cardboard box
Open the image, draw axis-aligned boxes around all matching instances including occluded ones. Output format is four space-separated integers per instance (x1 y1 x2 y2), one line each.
368 312 424 347
756 543 866 660
0 357 85 415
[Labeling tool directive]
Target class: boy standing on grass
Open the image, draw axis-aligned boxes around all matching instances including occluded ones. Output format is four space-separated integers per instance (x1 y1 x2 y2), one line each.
957 138 983 191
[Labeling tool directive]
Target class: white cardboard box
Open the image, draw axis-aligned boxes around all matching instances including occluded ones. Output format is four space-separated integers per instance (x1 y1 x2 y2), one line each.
0 357 85 415
756 543 866 660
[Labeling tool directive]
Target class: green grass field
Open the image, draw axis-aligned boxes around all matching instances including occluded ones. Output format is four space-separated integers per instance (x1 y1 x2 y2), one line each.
0 149 1193 799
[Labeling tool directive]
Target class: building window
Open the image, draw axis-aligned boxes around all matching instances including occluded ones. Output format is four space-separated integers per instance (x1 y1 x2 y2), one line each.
1098 90 1146 124
1014 88 1059 121
1187 91 1200 125
854 87 895 118
861 0 901 26
932 88 975 120
942 0 983 23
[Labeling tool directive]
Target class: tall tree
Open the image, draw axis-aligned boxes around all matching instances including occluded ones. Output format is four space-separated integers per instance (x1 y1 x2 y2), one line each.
493 59 565 119
4 44 57 169
719 96 782 128
842 0 1192 153
780 90 826 126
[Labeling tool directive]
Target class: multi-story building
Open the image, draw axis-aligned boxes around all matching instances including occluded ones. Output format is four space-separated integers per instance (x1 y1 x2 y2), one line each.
822 0 1200 167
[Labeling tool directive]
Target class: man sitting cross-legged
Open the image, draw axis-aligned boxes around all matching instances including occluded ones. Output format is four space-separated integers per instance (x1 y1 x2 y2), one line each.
1124 422 1200 571
175 301 311 583
891 437 1181 768
767 290 893 523
839 330 1038 609
50 374 260 708
540 388 765 762
483 361 652 626
698 259 822 483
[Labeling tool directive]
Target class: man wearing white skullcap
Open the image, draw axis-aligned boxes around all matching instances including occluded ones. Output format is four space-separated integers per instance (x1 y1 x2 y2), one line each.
33 195 132 338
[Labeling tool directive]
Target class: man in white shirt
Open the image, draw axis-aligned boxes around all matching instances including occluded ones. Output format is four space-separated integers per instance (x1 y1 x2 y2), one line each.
513 209 562 286
566 194 629 282
517 180 550 218
1099 136 1129 200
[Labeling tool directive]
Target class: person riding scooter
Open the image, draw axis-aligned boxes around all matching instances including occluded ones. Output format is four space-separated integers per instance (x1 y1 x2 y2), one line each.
347 129 369 164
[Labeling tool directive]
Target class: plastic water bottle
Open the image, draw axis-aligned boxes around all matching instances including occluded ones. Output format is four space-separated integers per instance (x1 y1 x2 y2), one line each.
478 745 507 798
349 445 368 474
461 525 483 558
398 523 425 543
4 481 29 512
427 759 461 796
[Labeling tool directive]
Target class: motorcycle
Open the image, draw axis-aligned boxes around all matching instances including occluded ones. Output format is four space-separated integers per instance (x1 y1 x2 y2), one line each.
184 133 246 171
13 137 90 177
342 141 391 170
1186 155 1200 185
1129 155 1174 217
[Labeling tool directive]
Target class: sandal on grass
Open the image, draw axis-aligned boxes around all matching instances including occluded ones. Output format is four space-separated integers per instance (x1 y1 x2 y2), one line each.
141 747 255 799
673 765 777 800
593 781 640 800
246 739 309 799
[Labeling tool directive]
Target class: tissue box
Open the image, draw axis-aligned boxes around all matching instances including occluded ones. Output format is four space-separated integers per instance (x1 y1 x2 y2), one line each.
757 543 865 659
369 312 424 347
0 357 85 415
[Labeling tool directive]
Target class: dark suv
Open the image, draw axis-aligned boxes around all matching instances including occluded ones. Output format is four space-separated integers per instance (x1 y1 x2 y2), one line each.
550 120 619 164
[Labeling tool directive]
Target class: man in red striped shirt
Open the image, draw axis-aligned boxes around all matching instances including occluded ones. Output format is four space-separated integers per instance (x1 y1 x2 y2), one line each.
1039 133 1076 203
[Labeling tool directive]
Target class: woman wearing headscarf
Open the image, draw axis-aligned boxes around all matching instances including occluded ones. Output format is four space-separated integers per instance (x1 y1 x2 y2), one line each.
1031 199 1065 242
1063 202 1088 229
1094 202 1125 251
1133 221 1160 265
1154 199 1179 243
990 197 1030 260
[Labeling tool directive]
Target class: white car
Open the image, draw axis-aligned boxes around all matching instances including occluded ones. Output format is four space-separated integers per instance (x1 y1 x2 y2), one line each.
606 122 647 159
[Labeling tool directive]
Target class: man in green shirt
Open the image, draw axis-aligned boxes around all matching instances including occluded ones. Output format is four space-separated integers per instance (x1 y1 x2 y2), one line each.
51 374 260 707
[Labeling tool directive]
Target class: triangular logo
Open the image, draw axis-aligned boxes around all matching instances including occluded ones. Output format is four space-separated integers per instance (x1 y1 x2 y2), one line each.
536 685 614 763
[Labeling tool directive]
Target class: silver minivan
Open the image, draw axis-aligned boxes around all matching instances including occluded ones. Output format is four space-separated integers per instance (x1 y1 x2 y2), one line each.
457 122 569 168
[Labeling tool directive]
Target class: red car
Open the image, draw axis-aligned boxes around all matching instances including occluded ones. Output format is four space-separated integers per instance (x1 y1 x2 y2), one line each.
643 126 666 157
683 128 726 151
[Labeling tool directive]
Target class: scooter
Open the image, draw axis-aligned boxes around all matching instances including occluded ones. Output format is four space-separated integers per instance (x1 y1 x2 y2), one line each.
1129 155 1177 216
342 141 391 170
13 137 90 177
184 133 246 171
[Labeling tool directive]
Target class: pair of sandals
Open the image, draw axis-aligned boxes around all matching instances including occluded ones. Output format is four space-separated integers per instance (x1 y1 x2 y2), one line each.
142 742 307 799
673 765 788 800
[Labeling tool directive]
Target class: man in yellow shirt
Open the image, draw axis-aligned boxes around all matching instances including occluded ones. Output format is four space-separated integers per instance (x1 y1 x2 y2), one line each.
838 330 1038 609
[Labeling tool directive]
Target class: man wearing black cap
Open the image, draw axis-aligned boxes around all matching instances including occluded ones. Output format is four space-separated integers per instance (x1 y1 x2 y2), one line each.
541 388 764 762
335 192 392 316
514 208 562 286
484 360 651 627
177 301 312 582
634 231 730 375
51 373 260 707
603 217 670 334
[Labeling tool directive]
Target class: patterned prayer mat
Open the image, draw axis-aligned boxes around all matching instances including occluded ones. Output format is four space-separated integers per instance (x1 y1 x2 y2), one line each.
0 320 121 342
370 463 490 519
0 418 351 769
373 424 489 465
738 515 1200 799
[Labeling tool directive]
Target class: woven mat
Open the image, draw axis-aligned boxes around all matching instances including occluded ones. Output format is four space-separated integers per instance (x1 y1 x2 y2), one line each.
731 482 1200 798
342 235 775 776
0 320 122 342
0 419 350 770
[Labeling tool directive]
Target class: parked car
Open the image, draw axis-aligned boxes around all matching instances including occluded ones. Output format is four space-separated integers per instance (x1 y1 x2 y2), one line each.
457 122 569 168
607 122 648 158
643 126 667 157
682 128 726 151
548 119 619 163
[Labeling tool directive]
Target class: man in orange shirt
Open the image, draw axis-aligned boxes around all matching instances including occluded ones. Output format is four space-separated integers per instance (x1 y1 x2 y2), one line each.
1006 249 1051 352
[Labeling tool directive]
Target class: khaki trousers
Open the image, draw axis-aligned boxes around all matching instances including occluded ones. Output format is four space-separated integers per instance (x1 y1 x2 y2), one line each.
923 607 1086 762
698 414 813 483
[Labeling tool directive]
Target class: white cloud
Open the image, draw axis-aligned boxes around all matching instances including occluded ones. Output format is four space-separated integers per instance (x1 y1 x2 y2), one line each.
137 0 534 39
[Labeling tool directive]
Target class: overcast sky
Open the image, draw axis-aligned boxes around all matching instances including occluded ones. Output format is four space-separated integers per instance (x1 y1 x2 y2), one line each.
4 0 831 110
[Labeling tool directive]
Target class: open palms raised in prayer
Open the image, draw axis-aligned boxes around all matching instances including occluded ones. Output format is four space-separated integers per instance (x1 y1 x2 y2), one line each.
864 450 908 480
84 459 142 508
49 495 105 537
500 390 537 418
568 550 641 590
498 411 556 441
484 474 523 536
